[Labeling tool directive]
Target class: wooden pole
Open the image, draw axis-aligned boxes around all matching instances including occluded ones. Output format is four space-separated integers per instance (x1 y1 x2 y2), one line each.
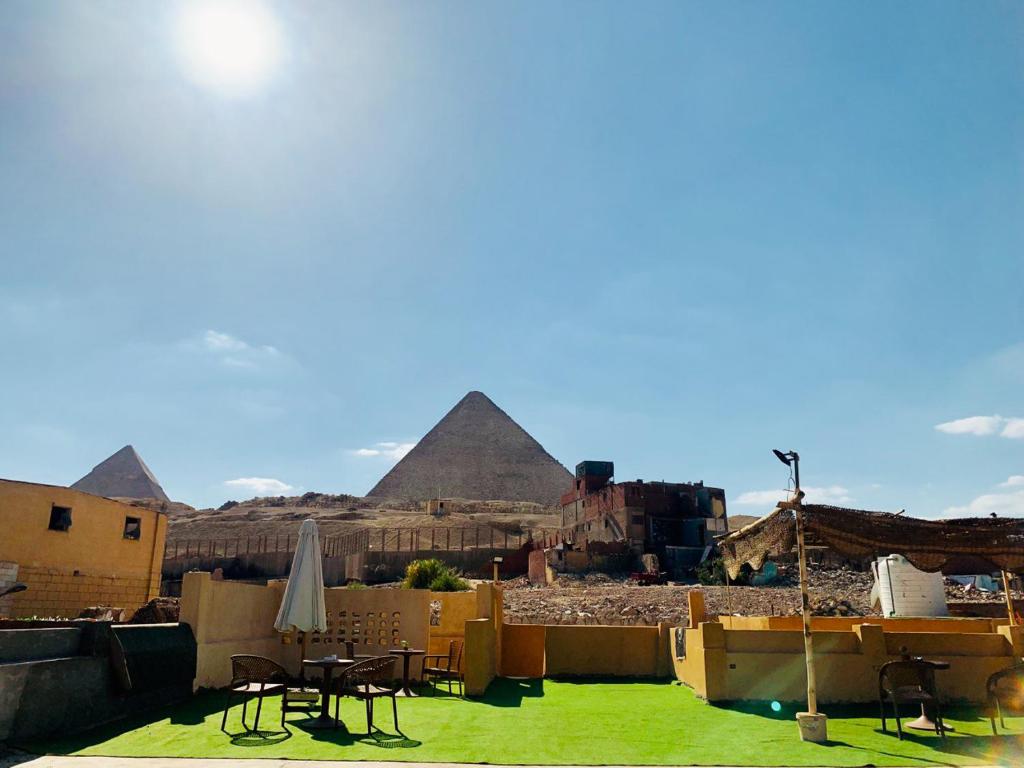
795 505 818 715
1003 571 1016 625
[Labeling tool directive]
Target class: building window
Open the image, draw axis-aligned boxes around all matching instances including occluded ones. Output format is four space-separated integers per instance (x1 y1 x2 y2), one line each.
123 516 142 540
48 505 72 531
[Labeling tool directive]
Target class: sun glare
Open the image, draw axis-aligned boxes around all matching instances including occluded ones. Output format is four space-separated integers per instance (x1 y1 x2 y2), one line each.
175 0 283 95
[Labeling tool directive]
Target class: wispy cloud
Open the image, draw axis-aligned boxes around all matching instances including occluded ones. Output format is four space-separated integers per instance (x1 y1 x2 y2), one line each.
350 441 415 460
944 490 1024 518
224 477 295 495
735 485 852 506
999 475 1024 488
935 415 1024 439
198 329 282 370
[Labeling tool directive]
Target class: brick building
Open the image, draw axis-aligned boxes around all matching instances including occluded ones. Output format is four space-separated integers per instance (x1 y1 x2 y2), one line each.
0 479 167 618
558 461 727 567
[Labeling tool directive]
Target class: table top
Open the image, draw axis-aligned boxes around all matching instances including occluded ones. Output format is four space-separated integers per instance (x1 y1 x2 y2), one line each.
391 647 425 655
302 657 355 668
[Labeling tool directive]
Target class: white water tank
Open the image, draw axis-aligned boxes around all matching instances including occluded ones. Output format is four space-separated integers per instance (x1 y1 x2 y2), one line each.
873 555 948 617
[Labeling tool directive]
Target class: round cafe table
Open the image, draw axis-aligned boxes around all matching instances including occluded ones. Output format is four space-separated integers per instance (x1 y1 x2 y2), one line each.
905 659 954 733
390 648 425 697
302 657 354 728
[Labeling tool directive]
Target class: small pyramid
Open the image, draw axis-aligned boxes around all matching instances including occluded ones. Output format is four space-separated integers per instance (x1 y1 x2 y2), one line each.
71 444 170 501
366 391 572 505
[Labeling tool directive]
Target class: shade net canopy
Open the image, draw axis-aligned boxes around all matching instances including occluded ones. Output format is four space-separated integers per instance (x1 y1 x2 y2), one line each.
719 503 1024 579
274 518 328 634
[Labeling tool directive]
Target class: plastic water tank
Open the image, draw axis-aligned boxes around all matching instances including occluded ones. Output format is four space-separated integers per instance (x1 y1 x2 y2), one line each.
873 555 948 617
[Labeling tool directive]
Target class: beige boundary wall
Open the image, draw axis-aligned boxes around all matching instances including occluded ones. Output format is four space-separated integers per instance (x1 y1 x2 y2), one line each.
180 572 494 690
674 593 1024 705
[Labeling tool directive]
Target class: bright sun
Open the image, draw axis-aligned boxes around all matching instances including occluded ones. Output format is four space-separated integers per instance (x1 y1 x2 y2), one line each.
175 0 283 95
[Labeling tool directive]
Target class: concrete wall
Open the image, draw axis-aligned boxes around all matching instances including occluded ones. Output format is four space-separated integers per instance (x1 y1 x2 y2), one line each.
0 479 166 618
0 622 194 741
180 572 484 689
677 619 1024 705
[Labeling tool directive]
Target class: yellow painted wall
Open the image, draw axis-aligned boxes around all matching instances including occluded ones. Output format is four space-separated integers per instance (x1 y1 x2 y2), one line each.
464 618 496 695
180 573 484 690
0 479 166 618
678 619 1024 705
719 615 1002 634
501 623 546 677
427 590 476 671
544 625 664 677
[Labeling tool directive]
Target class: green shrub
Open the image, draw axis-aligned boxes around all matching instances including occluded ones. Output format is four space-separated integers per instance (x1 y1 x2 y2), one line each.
402 558 448 590
402 558 469 591
428 570 470 592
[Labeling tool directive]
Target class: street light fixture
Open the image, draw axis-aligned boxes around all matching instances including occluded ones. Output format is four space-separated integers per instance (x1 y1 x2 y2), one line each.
773 449 800 490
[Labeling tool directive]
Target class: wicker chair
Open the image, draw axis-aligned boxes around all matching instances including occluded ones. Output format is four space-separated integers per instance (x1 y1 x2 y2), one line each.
221 654 319 733
421 640 464 696
987 662 1024 734
334 655 401 734
878 659 946 740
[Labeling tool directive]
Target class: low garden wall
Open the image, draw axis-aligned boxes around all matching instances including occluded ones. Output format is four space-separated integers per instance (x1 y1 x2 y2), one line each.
180 572 495 690
675 593 1024 704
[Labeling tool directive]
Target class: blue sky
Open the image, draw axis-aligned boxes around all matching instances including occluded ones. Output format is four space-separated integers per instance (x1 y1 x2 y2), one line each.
1 1 1021 515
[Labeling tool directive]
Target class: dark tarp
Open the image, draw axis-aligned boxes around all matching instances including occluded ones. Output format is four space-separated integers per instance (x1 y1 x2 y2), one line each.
719 503 1024 579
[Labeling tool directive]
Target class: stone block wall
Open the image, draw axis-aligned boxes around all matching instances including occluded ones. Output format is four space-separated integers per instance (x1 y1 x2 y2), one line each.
0 561 19 618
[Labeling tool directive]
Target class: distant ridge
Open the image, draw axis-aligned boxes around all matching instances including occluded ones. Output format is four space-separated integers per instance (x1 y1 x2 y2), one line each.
71 444 170 501
366 391 572 505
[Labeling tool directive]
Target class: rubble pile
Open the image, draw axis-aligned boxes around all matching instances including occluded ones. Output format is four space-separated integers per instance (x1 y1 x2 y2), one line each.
502 566 878 625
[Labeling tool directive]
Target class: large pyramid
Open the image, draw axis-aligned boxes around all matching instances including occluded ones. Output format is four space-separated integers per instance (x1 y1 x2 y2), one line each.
71 444 170 501
366 391 572 505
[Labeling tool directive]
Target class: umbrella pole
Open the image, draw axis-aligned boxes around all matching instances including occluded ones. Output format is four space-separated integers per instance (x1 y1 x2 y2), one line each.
1002 571 1016 626
795 505 827 741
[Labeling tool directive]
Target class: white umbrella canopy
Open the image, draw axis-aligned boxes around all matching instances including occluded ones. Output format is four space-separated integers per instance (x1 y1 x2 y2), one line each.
274 519 328 634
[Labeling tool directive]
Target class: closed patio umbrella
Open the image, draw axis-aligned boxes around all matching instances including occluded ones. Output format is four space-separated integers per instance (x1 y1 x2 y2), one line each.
275 519 328 636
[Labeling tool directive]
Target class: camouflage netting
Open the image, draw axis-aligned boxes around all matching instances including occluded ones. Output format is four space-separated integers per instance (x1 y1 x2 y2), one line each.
720 503 1024 579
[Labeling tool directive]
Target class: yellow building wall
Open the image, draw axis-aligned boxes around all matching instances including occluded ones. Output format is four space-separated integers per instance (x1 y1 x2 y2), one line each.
0 479 166 618
464 617 496 696
427 590 477 672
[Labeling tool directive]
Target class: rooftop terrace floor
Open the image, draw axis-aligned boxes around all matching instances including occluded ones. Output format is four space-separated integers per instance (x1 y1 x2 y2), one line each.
14 679 1024 767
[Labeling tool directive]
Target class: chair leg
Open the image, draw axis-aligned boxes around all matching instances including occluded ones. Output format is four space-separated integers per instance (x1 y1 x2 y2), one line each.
935 704 946 740
365 698 373 734
879 699 887 734
253 695 264 732
392 695 400 732
221 692 233 733
241 696 250 732
893 701 903 741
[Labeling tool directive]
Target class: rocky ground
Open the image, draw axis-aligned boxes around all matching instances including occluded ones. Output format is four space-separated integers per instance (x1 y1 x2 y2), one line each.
501 566 1024 625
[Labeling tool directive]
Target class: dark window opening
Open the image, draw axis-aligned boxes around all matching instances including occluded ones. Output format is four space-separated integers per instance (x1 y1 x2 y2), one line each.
48 505 72 531
123 516 142 540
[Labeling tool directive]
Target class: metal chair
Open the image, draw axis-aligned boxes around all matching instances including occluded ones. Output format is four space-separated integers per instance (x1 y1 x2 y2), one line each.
221 654 318 734
987 662 1024 733
421 639 464 696
878 658 946 740
334 655 402 734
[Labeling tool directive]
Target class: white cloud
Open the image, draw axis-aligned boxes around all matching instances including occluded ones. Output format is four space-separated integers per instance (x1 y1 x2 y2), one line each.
934 415 1024 439
935 415 1005 436
735 485 852 506
350 441 416 460
223 477 295 495
189 330 284 371
944 490 1024 518
1002 419 1024 439
999 476 1024 488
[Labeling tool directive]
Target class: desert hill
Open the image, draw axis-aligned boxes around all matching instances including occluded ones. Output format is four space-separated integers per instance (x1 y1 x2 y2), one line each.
158 491 560 547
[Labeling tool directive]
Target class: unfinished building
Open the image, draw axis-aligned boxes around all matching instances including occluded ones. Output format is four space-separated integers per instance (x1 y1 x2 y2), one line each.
557 460 727 573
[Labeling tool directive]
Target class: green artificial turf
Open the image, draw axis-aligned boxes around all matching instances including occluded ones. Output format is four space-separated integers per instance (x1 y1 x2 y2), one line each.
20 678 1024 766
